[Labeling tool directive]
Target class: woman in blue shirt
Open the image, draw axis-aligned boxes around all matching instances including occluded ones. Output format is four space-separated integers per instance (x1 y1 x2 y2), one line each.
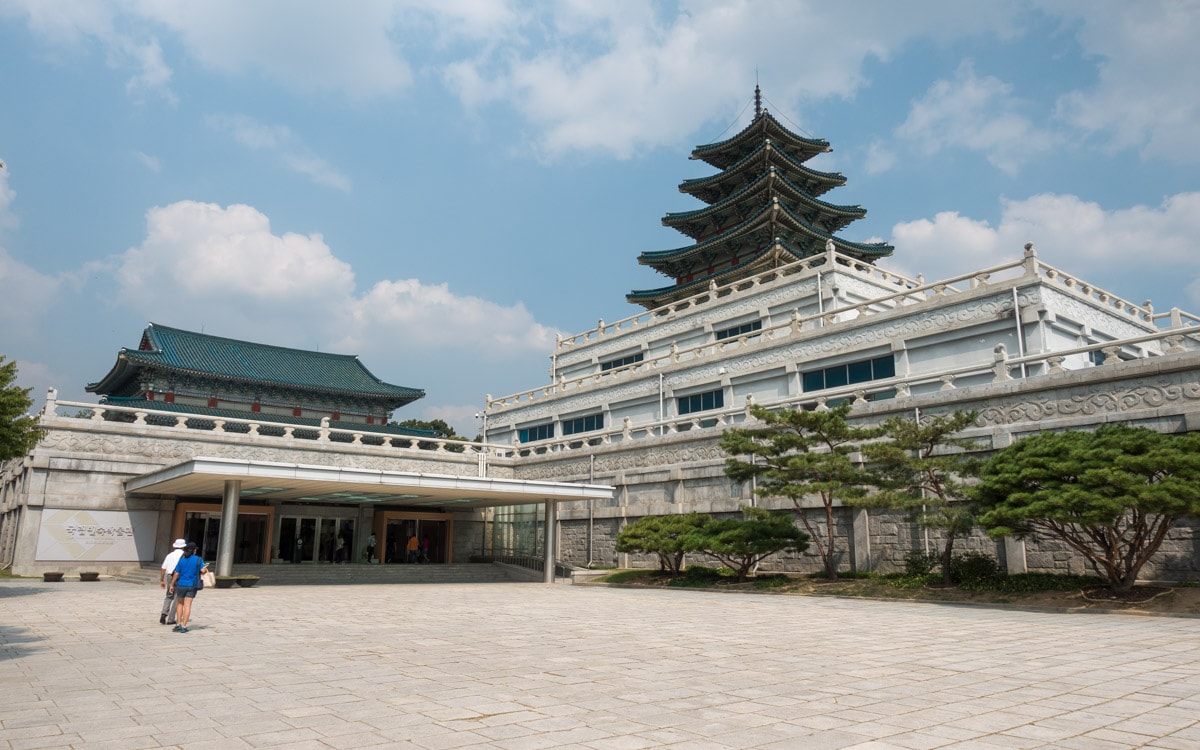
168 542 209 633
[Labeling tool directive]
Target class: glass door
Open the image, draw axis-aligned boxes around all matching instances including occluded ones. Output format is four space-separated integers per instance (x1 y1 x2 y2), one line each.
279 516 319 563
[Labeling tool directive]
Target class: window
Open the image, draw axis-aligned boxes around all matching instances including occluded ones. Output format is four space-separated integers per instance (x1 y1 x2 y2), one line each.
562 413 604 435
518 423 554 443
715 320 762 340
601 352 644 371
678 388 724 415
802 355 896 392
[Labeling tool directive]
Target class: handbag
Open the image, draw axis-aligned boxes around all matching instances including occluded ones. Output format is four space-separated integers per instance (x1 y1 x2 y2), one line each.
200 570 216 589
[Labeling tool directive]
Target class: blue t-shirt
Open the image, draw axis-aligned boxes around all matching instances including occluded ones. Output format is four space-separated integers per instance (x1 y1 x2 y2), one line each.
174 553 205 587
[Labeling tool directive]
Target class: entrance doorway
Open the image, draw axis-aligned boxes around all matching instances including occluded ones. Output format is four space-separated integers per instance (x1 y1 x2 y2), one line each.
279 516 356 563
383 517 448 564
181 508 271 563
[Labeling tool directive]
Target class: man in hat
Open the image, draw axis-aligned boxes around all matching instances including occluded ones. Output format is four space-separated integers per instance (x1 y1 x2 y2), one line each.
158 538 187 625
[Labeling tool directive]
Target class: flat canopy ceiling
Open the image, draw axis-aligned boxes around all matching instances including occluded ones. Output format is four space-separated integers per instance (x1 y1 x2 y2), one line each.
125 457 614 510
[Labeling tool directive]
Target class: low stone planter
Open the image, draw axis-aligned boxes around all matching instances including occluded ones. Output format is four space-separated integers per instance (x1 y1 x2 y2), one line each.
214 576 237 589
42 572 64 582
235 576 260 588
79 572 100 582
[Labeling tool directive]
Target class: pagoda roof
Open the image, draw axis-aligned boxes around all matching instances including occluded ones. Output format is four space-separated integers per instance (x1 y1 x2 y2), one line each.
663 168 866 240
680 141 846 203
691 111 830 170
627 241 808 308
87 323 424 408
639 199 892 277
95 397 438 438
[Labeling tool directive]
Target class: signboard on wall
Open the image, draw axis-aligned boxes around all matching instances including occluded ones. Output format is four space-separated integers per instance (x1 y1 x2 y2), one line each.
35 508 158 562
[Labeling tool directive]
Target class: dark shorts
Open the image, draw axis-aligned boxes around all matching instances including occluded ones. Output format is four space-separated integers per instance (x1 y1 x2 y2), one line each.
174 586 198 599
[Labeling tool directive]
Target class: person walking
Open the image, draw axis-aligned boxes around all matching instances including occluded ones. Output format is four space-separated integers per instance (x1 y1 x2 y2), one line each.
367 532 377 564
406 534 419 563
158 538 187 625
168 542 208 633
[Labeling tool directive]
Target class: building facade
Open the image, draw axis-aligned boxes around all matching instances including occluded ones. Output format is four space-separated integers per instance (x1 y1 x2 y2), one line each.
4 99 1199 581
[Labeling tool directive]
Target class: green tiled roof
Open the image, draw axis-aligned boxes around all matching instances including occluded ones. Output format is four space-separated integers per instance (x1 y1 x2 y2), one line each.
691 112 830 169
639 200 892 268
87 323 424 407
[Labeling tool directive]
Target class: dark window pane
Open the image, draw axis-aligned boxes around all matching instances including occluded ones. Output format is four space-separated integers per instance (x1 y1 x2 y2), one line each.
847 360 873 384
825 365 849 388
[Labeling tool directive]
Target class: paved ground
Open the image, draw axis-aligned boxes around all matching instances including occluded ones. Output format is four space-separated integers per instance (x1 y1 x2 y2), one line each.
2 580 1199 750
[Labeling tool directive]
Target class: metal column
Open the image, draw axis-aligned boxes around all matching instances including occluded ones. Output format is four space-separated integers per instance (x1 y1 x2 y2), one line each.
543 500 557 584
215 479 240 576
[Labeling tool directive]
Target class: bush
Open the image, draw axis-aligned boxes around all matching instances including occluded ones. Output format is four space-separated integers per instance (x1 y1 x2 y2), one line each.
904 551 942 577
950 552 1002 589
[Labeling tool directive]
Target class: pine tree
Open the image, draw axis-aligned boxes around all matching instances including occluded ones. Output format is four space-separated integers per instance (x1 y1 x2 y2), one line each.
0 356 43 461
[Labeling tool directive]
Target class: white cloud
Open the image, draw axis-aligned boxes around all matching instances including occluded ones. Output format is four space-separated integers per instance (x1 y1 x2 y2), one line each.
0 161 18 232
1052 1 1200 162
131 0 412 99
339 278 559 356
0 164 61 329
444 2 1021 159
885 191 1200 308
206 115 352 192
0 247 60 328
134 151 161 173
116 201 355 307
895 61 1058 176
1 0 177 102
864 140 896 175
111 199 560 368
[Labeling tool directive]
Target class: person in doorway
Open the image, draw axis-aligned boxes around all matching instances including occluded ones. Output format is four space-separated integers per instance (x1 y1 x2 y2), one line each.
335 537 345 564
366 532 377 563
293 535 303 564
406 534 419 563
158 538 187 625
419 534 430 564
168 542 208 633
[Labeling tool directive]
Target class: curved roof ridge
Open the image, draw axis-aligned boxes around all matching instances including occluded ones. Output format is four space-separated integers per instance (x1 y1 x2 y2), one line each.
691 112 829 160
663 170 865 226
679 141 846 194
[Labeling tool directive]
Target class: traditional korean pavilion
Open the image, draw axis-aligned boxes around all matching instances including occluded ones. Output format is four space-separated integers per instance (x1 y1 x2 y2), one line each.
87 323 429 434
628 86 893 308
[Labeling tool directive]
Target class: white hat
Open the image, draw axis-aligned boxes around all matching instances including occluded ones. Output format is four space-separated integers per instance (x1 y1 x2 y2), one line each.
172 538 187 549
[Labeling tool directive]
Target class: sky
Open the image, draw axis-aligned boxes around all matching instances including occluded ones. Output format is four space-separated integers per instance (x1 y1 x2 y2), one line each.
1 1 1199 436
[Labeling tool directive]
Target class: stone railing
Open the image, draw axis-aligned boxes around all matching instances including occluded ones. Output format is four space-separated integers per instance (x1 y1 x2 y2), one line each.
39 395 517 461
490 244 1170 411
554 247 921 350
504 327 1199 456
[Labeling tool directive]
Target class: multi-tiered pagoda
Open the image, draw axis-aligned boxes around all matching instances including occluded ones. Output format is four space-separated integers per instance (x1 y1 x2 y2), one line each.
628 87 893 309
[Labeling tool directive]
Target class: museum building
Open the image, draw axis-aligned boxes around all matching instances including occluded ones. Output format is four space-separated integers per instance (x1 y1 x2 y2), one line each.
3 90 1199 581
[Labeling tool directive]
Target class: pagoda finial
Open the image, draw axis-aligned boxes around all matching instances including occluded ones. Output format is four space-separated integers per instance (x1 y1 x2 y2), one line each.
754 83 762 119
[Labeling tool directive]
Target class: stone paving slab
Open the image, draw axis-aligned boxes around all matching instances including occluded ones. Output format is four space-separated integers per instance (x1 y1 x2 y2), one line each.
1 580 1198 749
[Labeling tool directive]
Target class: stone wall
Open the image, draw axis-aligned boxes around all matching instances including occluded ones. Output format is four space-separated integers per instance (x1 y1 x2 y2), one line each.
530 350 1200 582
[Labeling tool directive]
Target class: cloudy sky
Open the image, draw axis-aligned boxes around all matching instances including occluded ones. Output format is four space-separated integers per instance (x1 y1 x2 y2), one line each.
2 1 1198 434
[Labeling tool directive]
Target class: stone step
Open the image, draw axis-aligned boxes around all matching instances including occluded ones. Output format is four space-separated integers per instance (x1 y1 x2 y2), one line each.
113 562 547 585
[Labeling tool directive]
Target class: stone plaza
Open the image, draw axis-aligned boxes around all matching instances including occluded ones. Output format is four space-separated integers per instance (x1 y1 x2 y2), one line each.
2 579 1199 749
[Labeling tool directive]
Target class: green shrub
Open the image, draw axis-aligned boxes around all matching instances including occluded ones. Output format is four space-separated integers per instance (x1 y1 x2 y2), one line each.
950 552 1001 588
904 551 942 577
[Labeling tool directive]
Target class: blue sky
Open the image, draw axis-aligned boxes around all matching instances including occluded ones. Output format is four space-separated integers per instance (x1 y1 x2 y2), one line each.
2 1 1198 435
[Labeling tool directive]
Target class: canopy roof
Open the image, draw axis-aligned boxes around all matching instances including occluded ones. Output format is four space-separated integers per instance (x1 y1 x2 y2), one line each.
87 323 424 409
126 457 615 510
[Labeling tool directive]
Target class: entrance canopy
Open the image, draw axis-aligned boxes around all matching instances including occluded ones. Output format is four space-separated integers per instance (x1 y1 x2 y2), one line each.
126 457 614 509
